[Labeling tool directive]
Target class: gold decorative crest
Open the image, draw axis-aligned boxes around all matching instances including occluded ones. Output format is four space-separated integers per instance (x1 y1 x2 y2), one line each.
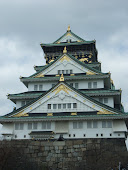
53 84 71 95
79 58 88 62
63 47 67 54
34 73 44 78
86 71 96 75
97 109 114 115
71 112 77 116
47 113 53 116
60 74 64 81
67 25 70 32
13 111 28 117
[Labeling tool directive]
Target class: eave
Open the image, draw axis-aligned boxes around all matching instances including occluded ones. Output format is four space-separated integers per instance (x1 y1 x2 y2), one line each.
0 113 128 123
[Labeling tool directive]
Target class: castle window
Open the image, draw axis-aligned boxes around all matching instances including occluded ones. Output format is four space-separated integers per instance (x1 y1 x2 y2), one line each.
73 134 75 137
110 133 112 136
48 104 51 109
93 82 97 88
88 82 92 89
24 135 26 138
104 98 108 103
73 122 83 129
69 134 71 137
58 70 61 74
53 104 57 109
87 121 98 128
42 122 51 129
93 121 97 128
96 134 98 137
102 121 112 128
70 70 73 74
33 123 38 129
34 85 38 91
83 134 86 137
73 103 77 108
107 121 112 128
15 135 17 138
63 104 66 109
68 103 71 108
75 83 79 89
62 70 64 74
15 123 24 130
39 85 43 91
66 70 69 74
28 123 32 130
58 104 61 109
101 134 103 137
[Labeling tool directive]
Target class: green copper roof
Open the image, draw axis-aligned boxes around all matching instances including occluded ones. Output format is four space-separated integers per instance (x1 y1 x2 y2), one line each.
34 62 101 72
1 113 128 122
8 89 120 99
53 30 86 44
41 41 95 47
21 74 109 84
9 89 120 98
4 81 124 118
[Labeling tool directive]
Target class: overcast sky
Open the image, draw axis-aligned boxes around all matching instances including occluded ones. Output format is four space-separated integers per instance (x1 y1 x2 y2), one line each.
0 0 128 116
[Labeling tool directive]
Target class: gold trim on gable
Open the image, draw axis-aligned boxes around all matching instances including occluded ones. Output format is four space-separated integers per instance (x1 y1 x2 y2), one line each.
86 71 96 75
66 33 71 36
60 55 70 62
97 109 114 115
53 84 71 95
13 111 29 117
34 73 44 78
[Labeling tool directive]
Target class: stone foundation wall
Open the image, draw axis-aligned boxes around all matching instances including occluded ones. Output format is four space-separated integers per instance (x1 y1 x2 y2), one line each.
0 139 128 170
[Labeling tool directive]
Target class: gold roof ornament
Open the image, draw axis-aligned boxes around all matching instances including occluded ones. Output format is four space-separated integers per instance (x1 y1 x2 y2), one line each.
60 74 64 81
63 46 67 54
67 25 70 32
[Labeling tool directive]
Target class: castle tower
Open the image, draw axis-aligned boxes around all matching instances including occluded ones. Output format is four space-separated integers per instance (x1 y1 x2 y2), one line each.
0 26 128 140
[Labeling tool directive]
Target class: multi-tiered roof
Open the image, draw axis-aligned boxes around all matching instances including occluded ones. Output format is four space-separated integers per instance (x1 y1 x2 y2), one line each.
0 26 127 123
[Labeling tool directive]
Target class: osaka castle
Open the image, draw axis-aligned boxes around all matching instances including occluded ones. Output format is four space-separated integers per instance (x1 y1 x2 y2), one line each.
0 26 128 140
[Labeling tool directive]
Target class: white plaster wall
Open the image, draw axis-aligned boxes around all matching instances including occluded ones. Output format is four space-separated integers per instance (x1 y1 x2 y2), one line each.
28 81 56 91
45 62 85 75
13 122 55 140
67 79 104 89
16 101 22 109
28 79 104 91
9 120 126 140
30 96 95 113
93 97 114 108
